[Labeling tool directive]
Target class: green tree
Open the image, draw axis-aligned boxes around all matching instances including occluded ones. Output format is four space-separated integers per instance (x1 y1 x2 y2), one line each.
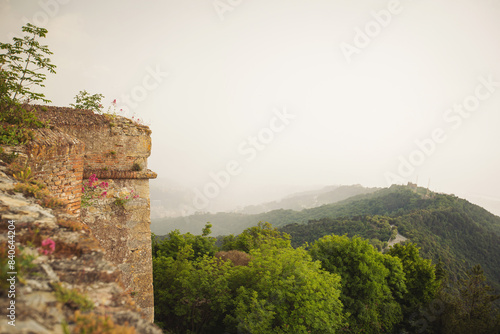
386 243 441 332
226 246 345 333
153 247 232 333
153 223 217 261
0 23 56 103
440 265 500 334
220 222 291 252
0 24 52 145
70 90 105 113
153 227 345 333
386 243 440 309
309 234 405 333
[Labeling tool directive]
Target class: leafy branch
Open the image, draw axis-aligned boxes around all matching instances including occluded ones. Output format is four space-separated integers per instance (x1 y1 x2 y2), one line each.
0 23 56 104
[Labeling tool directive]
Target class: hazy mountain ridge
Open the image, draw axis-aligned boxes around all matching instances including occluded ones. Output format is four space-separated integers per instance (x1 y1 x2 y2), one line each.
150 179 194 218
151 185 500 238
150 184 379 235
238 184 379 214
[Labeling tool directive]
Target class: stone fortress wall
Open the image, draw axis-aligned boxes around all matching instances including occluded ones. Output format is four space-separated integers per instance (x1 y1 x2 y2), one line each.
13 106 157 322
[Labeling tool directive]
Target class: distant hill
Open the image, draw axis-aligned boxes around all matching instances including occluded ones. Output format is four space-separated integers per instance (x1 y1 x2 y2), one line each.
152 184 500 292
279 215 396 250
151 184 379 235
149 179 195 218
238 184 379 214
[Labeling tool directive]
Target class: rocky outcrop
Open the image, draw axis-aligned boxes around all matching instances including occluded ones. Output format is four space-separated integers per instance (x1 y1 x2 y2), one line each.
0 161 162 333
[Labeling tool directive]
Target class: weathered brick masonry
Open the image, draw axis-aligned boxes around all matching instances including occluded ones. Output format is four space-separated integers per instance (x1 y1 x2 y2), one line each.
30 127 85 214
20 106 158 322
1 126 86 215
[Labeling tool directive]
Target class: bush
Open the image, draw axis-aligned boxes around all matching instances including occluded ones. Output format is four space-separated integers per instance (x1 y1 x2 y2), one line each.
70 90 104 114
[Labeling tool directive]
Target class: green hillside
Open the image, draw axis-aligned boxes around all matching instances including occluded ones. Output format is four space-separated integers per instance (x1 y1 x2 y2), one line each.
276 186 500 291
153 185 500 292
152 185 500 236
279 215 396 250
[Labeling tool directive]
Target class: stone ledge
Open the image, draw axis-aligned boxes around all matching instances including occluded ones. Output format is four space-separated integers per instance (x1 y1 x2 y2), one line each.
83 169 157 180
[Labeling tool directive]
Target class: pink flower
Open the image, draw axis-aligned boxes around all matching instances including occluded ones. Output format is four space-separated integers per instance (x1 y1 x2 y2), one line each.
39 238 56 255
101 191 107 198
112 99 117 104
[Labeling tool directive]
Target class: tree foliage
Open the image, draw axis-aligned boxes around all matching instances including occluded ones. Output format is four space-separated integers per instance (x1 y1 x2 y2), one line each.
439 265 500 334
309 234 405 333
227 246 345 333
0 23 56 104
152 224 344 333
70 90 105 113
387 243 440 308
386 243 441 332
0 24 53 145
153 249 233 333
219 222 291 253
279 215 393 249
152 223 216 261
153 221 500 333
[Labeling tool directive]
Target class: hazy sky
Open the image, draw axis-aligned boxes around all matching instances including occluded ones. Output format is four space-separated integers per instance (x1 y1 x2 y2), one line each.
1 0 500 213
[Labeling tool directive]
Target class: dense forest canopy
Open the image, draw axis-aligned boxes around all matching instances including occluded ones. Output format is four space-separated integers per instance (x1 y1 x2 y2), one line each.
152 222 500 333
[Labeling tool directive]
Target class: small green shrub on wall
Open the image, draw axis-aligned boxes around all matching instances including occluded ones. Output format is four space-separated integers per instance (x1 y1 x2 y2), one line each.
70 90 105 114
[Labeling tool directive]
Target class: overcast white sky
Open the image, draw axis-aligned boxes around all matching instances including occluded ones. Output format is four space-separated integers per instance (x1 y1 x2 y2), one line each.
1 0 500 214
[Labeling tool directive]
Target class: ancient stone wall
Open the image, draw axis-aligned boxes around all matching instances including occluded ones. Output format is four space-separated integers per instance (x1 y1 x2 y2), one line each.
27 106 158 322
3 127 85 216
29 128 85 215
35 107 152 172
0 164 162 333
81 177 154 320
